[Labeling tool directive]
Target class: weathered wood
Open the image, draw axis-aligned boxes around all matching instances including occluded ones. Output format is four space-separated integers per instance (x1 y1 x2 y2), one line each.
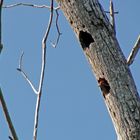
56 0 140 139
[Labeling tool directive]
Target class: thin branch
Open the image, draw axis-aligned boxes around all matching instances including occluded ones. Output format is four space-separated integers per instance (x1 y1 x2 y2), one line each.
17 51 24 70
0 1 18 140
127 35 140 66
109 0 116 35
51 9 62 48
3 3 50 9
17 52 38 94
33 0 54 140
0 89 19 140
3 3 59 10
38 0 53 93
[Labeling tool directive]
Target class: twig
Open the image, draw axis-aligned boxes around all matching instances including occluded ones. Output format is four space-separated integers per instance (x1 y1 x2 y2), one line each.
3 3 50 9
3 3 59 10
51 9 62 48
127 35 140 66
33 0 54 140
17 52 38 94
0 89 19 140
109 0 116 35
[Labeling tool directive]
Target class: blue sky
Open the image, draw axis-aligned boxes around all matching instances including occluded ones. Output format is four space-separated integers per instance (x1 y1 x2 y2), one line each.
0 0 140 140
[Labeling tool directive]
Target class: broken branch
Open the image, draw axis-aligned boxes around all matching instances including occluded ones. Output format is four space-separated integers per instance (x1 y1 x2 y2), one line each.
109 0 116 35
127 35 140 66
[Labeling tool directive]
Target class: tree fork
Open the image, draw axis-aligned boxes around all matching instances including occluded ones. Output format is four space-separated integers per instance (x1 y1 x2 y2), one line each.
56 0 140 139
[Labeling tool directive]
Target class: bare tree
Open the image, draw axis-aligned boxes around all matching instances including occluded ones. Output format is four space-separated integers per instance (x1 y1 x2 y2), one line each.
55 0 140 140
1 0 140 140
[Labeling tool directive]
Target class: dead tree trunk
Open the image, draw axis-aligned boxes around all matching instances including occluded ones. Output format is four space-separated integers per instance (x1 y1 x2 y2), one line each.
56 0 140 139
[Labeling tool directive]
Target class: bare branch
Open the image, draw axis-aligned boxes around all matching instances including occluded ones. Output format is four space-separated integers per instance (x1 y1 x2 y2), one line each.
0 89 19 140
17 51 24 71
14 1 59 139
17 52 38 94
127 35 140 66
109 0 116 35
33 0 54 140
3 3 50 9
3 3 59 10
51 9 62 48
10 1 60 140
0 1 18 140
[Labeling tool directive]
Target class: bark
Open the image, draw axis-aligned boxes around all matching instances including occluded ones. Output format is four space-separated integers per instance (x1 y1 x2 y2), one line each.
56 0 140 139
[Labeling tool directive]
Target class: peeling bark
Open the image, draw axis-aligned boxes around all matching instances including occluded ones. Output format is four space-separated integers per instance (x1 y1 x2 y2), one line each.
56 0 140 139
